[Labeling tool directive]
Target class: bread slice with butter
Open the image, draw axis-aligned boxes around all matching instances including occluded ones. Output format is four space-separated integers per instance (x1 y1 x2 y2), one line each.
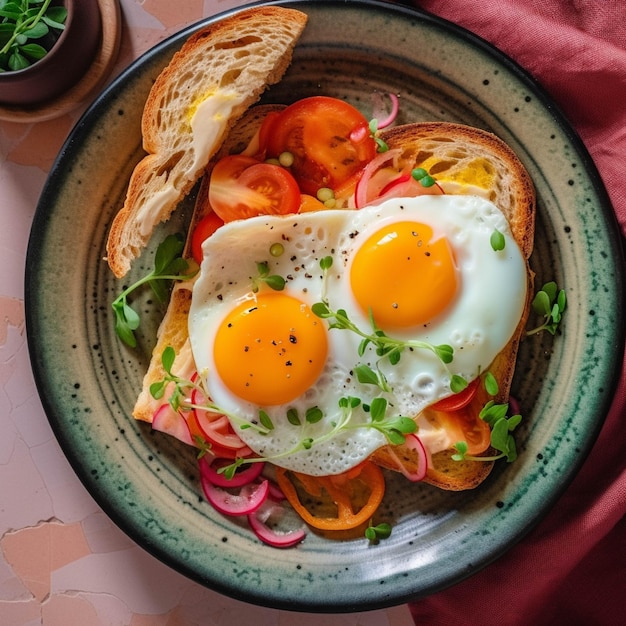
105 7 307 278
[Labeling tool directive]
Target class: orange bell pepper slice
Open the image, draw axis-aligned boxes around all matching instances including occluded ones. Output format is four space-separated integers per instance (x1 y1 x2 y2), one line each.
275 461 385 531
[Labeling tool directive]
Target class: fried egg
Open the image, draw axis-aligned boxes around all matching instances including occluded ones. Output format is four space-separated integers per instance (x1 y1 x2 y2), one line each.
188 195 527 475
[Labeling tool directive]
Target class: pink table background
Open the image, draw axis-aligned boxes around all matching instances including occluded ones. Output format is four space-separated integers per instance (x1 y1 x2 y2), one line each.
0 1 415 624
3 0 625 624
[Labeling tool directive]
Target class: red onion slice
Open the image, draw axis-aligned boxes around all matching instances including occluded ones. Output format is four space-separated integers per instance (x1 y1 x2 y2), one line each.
199 456 264 489
354 148 402 208
248 500 306 548
201 474 269 516
386 434 428 482
376 93 399 129
152 404 194 446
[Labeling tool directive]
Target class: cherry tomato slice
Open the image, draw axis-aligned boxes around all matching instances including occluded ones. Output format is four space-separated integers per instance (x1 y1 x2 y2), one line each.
430 377 480 413
298 193 327 213
264 96 377 196
208 155 301 222
191 212 224 264
427 401 492 457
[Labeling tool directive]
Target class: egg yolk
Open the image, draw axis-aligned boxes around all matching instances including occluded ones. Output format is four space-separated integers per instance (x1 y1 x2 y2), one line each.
213 292 328 406
350 221 458 328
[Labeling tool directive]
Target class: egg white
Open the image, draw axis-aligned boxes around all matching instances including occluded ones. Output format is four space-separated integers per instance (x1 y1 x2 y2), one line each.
188 195 527 475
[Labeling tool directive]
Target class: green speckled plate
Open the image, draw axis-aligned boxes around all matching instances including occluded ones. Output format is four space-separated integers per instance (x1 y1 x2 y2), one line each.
25 0 624 612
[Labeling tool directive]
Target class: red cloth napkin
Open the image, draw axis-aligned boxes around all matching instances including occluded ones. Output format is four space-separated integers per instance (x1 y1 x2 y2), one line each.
401 1 626 624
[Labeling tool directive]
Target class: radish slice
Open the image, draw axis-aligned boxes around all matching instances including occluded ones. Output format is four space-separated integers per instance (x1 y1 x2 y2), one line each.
152 404 194 446
248 500 306 548
386 434 428 482
191 385 248 450
200 475 269 516
199 456 264 489
354 148 402 208
376 93 399 129
267 480 286 502
509 395 521 416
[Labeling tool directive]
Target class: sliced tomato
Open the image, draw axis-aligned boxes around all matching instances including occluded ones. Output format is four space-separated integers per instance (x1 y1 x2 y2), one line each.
256 110 282 157
430 377 480 413
191 212 224 264
298 193 327 213
264 96 377 196
429 403 491 456
274 461 385 531
208 155 301 222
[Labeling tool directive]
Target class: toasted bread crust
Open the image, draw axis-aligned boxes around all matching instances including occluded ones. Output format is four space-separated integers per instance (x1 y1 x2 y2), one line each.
106 7 307 278
133 284 193 422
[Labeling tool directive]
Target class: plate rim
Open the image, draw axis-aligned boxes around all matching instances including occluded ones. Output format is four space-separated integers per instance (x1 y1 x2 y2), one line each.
25 0 625 612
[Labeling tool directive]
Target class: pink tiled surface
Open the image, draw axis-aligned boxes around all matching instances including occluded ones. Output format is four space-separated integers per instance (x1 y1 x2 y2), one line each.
0 1 415 624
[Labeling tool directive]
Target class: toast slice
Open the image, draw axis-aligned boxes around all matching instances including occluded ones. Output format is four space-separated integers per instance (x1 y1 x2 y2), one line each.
134 112 535 493
369 122 535 489
106 7 307 278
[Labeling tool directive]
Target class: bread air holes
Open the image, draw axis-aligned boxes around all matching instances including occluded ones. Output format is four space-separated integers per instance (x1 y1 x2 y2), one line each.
155 151 184 179
428 160 458 175
219 69 243 87
213 35 262 50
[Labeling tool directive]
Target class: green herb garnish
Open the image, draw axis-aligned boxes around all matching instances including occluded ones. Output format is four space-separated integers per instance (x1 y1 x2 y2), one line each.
451 373 522 463
150 345 416 478
312 299 458 386
0 0 67 72
365 521 392 542
411 167 436 188
369 118 389 152
316 255 464 394
527 281 567 336
217 395 416 478
150 345 271 437
112 234 197 347
252 261 286 292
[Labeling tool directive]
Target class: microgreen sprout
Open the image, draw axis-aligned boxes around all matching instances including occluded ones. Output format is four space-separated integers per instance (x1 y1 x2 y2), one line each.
365 521 392 542
361 396 417 444
112 234 198 347
368 118 389 152
411 167 436 188
527 281 567 336
252 261 286 292
490 228 506 251
192 434 213 459
312 299 460 390
452 372 522 463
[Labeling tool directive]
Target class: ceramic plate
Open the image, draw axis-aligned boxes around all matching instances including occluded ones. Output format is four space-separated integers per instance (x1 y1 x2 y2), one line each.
26 0 624 612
